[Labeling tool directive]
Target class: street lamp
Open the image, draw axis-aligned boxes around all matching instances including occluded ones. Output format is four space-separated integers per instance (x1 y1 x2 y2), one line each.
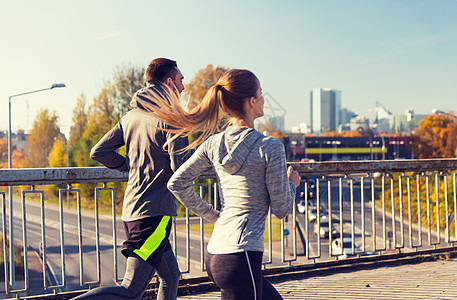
7 83 65 287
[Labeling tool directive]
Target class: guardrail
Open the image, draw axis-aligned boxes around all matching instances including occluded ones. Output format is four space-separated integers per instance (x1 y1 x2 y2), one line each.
0 158 456 299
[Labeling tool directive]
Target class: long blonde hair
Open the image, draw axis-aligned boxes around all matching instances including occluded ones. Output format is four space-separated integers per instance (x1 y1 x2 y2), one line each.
136 69 259 151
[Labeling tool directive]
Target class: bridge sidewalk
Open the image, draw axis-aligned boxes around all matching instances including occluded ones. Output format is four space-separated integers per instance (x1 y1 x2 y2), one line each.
177 255 457 299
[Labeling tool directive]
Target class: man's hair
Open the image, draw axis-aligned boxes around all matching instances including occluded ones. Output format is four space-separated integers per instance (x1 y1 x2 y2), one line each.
146 58 178 84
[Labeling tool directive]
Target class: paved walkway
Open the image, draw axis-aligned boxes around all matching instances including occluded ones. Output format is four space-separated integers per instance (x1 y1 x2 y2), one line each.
178 257 457 299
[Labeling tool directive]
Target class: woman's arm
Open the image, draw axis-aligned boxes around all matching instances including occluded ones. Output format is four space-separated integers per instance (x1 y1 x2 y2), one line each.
167 142 220 223
265 141 297 219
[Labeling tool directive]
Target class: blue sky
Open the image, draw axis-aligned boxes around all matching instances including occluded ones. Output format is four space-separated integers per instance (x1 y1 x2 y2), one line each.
1 0 456 135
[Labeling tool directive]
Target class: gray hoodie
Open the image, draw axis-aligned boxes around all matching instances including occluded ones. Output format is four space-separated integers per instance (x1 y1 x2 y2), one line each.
90 84 189 222
167 126 296 254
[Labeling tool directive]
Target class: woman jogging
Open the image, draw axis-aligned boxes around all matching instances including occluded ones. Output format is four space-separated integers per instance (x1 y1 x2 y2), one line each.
139 69 300 299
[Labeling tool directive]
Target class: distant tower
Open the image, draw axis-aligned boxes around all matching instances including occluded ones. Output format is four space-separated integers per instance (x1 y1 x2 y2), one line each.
310 88 341 133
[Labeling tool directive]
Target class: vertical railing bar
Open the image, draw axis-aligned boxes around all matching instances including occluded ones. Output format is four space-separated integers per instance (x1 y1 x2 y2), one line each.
399 175 404 249
198 185 205 272
407 176 413 248
21 190 29 292
200 214 204 272
95 187 101 285
338 177 343 257
292 197 297 262
59 189 66 287
417 175 422 247
371 177 376 252
0 192 8 294
282 196 297 264
40 191 47 290
361 177 365 252
171 215 177 274
316 178 321 258
382 175 386 251
390 177 396 249
426 176 431 245
350 178 355 255
435 174 440 244
454 173 457 242
76 189 84 286
305 183 309 260
444 175 449 243
111 188 119 282
281 218 285 262
17 190 46 293
328 180 333 257
184 207 190 274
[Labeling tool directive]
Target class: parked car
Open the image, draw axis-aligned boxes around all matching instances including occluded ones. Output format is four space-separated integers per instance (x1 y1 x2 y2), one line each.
331 237 361 258
314 216 337 238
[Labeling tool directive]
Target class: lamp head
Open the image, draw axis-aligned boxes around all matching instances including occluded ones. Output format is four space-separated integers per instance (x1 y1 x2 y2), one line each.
51 83 66 89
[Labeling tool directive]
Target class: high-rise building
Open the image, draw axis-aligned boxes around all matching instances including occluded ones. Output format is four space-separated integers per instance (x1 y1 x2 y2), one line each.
310 88 341 133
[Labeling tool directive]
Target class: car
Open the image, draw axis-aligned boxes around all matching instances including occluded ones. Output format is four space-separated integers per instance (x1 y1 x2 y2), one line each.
307 206 327 222
331 237 361 258
313 216 338 238
296 199 315 214
296 199 306 214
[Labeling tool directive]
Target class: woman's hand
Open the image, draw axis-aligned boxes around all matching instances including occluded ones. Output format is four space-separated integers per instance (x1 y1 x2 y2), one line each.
287 165 301 187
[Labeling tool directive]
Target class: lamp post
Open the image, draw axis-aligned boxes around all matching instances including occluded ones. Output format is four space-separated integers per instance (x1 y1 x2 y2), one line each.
7 83 65 286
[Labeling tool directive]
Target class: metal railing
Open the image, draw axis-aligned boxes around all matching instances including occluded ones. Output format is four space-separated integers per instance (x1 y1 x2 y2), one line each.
0 159 456 298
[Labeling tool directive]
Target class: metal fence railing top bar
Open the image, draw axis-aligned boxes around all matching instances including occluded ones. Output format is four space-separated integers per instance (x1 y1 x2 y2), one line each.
0 167 129 186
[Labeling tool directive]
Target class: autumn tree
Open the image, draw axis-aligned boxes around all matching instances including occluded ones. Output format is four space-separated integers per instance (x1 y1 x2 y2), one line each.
26 109 61 168
413 113 457 158
70 63 145 168
49 138 68 167
0 137 7 168
69 94 88 148
183 64 230 110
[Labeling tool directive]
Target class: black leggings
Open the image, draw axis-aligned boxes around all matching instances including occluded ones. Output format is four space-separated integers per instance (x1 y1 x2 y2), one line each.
206 251 282 300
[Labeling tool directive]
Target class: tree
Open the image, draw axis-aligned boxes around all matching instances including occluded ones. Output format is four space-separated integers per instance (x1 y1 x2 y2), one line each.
413 113 457 159
70 63 145 168
49 138 67 167
12 149 27 168
110 63 146 117
183 64 230 110
0 137 7 168
69 94 88 148
26 109 61 168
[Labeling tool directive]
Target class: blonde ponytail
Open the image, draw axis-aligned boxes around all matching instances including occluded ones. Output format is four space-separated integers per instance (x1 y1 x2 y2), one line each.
136 69 259 152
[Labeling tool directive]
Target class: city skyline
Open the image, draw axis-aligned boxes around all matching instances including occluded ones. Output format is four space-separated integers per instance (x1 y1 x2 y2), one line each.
1 1 456 135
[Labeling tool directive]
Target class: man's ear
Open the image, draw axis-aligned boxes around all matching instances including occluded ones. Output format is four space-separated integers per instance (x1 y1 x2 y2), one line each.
165 78 174 88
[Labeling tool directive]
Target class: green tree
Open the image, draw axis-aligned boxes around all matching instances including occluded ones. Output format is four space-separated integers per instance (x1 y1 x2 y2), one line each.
26 109 60 167
183 64 229 110
110 63 146 117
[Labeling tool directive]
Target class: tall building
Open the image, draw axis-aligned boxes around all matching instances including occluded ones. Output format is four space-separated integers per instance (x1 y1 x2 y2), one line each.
310 88 341 133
